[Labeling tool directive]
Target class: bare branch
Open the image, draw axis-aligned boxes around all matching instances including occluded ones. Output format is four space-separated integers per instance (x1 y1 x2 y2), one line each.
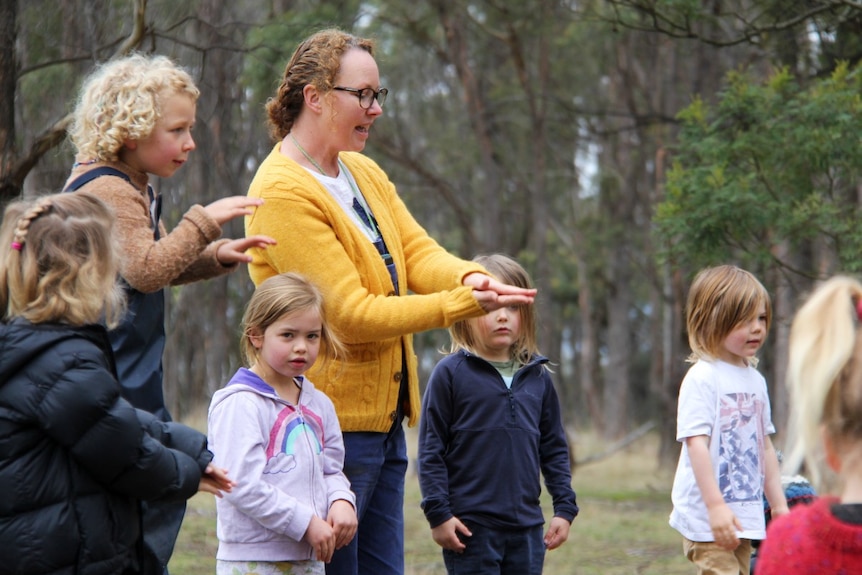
4 0 150 201
572 421 656 469
596 0 849 48
7 115 72 193
115 0 149 57
149 30 250 54
372 134 480 249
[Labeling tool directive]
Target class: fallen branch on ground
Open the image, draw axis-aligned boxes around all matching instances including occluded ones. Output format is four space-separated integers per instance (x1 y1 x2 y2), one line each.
570 420 657 472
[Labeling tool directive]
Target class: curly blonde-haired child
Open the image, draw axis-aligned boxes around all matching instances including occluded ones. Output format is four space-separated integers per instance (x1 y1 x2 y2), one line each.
64 53 274 574
669 265 788 575
0 191 233 575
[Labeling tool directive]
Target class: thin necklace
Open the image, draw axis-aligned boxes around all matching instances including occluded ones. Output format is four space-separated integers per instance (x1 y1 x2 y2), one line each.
338 158 379 237
289 133 379 237
290 133 329 177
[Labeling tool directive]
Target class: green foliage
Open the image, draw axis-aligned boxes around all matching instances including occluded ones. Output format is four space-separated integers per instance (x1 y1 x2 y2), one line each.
655 62 862 273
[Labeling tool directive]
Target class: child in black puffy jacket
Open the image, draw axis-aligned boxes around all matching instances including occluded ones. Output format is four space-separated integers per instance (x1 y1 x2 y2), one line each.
0 192 234 575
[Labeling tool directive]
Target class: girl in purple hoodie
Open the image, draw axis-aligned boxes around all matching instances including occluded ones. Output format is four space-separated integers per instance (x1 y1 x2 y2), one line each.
208 273 357 574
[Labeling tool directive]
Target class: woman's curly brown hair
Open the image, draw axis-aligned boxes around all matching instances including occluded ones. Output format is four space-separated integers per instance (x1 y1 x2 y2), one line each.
266 29 374 141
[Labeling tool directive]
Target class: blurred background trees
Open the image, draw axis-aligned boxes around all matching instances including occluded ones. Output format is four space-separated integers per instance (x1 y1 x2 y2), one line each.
4 0 862 463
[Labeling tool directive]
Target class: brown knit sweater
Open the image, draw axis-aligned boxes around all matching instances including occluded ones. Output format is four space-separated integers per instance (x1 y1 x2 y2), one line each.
64 159 235 291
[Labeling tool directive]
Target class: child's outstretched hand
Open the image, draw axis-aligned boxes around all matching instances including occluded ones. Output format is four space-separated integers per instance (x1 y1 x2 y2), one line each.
431 516 472 553
198 464 235 498
327 499 358 550
543 516 571 550
204 196 265 226
216 235 276 265
304 515 336 563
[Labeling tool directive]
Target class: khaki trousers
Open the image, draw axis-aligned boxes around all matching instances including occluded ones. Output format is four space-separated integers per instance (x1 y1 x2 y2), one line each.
683 537 753 575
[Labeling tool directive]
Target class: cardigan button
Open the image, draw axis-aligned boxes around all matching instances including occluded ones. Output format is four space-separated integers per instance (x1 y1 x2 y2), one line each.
389 410 397 421
387 290 396 296
394 372 402 382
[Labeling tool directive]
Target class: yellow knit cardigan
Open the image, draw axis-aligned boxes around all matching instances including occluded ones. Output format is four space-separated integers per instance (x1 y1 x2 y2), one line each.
246 144 488 432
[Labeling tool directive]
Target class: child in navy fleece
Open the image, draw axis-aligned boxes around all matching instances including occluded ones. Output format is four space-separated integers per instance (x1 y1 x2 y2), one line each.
418 254 578 575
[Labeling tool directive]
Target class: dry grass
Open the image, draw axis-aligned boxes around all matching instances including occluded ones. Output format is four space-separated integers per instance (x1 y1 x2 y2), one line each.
169 426 692 575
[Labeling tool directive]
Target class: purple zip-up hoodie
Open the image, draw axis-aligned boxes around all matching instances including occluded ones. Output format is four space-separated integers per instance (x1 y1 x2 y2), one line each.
207 367 355 562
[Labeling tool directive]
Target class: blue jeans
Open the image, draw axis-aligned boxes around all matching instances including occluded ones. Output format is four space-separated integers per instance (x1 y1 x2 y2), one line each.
326 425 407 575
442 524 545 575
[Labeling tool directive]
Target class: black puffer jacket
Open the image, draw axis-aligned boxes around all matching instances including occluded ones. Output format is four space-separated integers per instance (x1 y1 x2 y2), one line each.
0 319 212 575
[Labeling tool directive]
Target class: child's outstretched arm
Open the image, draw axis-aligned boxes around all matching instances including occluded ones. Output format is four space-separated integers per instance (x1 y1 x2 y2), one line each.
686 435 742 550
216 235 276 265
431 516 472 552
203 197 277 265
543 516 571 550
203 196 264 226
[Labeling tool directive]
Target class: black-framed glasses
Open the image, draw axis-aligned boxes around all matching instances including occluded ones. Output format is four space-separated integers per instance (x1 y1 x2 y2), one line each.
333 86 388 109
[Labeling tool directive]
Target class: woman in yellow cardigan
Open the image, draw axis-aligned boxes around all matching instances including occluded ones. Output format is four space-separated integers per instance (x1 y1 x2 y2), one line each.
245 28 536 575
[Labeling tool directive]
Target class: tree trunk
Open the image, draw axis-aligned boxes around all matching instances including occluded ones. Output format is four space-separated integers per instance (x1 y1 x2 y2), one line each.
432 0 503 251
0 0 17 202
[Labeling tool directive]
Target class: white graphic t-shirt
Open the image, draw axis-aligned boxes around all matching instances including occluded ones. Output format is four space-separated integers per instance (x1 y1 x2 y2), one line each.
669 359 776 541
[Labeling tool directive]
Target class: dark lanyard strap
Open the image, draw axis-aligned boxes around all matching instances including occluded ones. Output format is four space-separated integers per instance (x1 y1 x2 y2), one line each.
352 197 399 295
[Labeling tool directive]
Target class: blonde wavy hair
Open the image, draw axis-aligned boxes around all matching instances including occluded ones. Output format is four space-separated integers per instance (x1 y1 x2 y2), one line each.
266 28 375 140
685 265 772 366
0 192 125 327
240 273 345 371
448 254 540 365
69 53 200 161
785 276 862 491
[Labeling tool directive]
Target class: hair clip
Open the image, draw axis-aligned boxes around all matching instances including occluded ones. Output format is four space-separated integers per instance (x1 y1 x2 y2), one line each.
11 241 22 251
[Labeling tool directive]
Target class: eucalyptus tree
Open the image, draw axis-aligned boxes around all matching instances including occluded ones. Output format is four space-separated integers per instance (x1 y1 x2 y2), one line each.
605 0 862 443
13 0 849 443
315 0 748 440
602 0 862 68
356 1 595 425
1 0 151 202
5 0 281 418
541 0 765 443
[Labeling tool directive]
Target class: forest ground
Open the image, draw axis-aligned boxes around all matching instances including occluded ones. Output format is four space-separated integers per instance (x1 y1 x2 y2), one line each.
170 420 692 575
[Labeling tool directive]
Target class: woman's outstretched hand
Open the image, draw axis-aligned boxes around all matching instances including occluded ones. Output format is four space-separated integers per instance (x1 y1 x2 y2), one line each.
463 272 536 312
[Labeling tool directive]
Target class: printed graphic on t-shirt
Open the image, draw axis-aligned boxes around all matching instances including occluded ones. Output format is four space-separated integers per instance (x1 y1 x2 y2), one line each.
264 405 325 473
717 392 765 503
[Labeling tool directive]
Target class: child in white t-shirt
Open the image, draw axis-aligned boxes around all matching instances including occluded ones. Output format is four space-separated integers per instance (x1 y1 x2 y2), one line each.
669 265 788 575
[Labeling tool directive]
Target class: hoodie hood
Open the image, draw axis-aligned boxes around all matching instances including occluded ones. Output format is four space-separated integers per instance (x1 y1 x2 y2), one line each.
209 367 317 411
